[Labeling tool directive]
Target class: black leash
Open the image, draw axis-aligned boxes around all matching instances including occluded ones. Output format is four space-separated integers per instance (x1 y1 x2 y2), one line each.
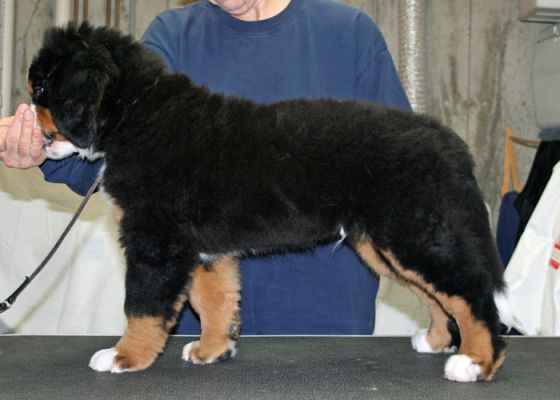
0 174 102 313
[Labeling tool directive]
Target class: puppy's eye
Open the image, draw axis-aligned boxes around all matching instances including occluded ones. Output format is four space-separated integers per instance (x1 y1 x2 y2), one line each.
33 86 45 99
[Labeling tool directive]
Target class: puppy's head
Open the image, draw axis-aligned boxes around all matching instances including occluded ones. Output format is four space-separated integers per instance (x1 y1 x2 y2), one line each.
28 22 120 160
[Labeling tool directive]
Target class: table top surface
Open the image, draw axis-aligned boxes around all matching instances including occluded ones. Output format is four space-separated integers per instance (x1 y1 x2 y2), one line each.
1 335 558 400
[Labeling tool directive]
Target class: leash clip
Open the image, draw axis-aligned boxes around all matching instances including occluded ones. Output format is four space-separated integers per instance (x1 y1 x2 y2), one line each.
0 300 12 314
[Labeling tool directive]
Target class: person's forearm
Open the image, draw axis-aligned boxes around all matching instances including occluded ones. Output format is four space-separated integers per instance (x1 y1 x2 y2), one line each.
40 157 104 196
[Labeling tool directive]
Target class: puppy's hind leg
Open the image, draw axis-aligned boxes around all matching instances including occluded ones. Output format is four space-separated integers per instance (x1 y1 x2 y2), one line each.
434 272 506 382
393 248 505 382
384 246 505 382
409 286 457 354
182 256 241 364
354 238 454 353
355 233 505 382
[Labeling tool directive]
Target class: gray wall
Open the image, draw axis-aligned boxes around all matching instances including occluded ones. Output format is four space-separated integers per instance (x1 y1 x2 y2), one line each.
371 0 548 222
7 0 551 225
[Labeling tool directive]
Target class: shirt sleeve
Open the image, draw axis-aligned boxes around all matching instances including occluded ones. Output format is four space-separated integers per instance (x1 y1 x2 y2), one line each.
40 157 104 196
356 48 411 110
141 12 181 71
353 13 411 110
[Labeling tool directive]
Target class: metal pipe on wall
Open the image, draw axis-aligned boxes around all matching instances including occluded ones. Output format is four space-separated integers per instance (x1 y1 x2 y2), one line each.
55 0 71 26
128 0 136 36
1 0 15 116
398 0 428 114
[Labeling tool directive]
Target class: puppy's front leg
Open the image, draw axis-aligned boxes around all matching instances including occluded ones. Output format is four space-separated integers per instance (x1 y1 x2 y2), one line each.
90 315 173 373
183 256 241 364
89 229 193 373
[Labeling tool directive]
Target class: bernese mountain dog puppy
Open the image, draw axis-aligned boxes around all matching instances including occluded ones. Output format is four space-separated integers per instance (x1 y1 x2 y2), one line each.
28 23 509 382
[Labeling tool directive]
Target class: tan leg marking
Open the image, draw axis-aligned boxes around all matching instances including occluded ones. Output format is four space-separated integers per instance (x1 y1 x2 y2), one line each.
186 256 241 363
409 285 452 352
90 270 188 373
112 203 124 224
443 296 504 380
380 248 502 380
356 238 450 350
355 238 398 279
114 316 169 371
355 236 503 380
112 272 190 371
101 192 125 225
171 290 189 325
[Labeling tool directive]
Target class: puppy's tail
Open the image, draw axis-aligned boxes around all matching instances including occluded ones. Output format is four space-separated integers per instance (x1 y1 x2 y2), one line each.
494 289 515 333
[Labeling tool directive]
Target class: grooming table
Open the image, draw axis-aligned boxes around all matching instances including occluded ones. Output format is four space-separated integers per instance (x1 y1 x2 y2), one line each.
1 336 558 399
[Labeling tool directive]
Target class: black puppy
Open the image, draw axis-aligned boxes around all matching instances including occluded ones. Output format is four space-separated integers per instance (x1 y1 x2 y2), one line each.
29 23 510 382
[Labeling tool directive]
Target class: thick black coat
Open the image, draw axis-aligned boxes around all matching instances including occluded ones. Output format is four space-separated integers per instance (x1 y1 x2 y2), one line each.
28 24 505 377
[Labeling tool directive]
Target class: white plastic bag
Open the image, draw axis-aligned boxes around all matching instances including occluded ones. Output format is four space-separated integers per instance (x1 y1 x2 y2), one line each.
504 161 560 335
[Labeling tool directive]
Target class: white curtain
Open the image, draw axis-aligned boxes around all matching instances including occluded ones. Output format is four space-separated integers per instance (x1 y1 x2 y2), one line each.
0 165 126 334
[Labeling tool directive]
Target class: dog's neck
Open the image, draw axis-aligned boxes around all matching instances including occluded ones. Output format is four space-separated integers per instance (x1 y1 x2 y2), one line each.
95 71 209 153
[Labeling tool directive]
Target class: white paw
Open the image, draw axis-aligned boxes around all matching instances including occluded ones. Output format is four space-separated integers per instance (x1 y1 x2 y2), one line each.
411 329 437 353
89 347 128 373
443 345 458 354
444 354 481 382
182 342 201 364
228 340 238 358
182 340 237 364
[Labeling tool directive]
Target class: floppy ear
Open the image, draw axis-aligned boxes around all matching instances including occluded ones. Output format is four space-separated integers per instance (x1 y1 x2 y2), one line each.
50 44 119 149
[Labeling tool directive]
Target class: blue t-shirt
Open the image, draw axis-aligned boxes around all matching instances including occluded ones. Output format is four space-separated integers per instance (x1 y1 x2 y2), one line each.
40 0 410 334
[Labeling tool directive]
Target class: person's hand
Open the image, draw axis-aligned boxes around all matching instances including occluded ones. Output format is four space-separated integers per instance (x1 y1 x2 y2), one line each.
0 104 46 169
